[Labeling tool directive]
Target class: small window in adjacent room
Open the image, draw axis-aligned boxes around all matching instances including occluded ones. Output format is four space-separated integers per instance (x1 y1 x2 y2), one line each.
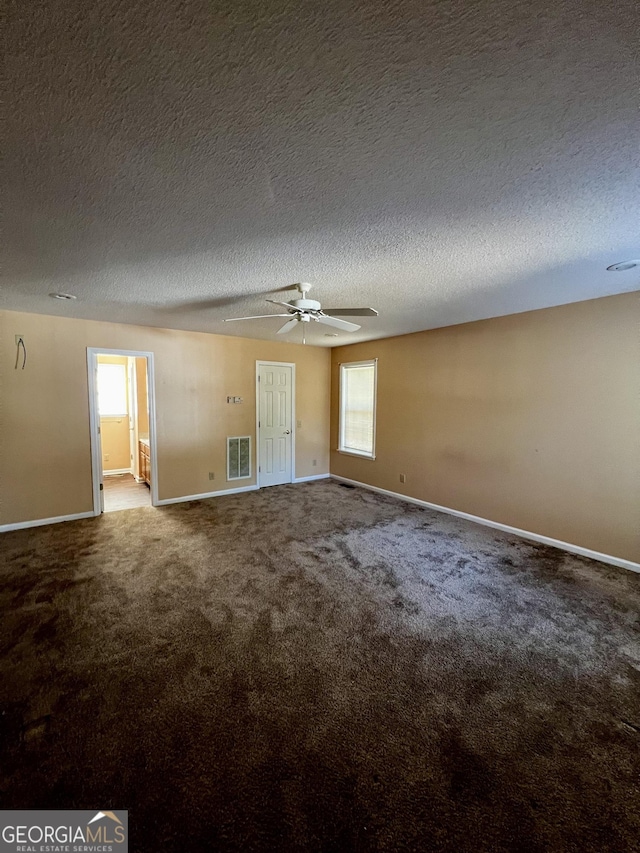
97 363 128 417
339 359 377 459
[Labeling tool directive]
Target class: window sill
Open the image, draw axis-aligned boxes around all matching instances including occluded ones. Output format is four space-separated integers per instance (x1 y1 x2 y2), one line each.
336 449 376 460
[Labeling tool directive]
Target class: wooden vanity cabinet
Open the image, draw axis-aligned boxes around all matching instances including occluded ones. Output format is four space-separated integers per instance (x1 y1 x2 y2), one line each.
139 440 151 487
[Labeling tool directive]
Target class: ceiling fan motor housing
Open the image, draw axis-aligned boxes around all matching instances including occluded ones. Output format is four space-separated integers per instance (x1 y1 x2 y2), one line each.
290 283 320 312
290 298 321 311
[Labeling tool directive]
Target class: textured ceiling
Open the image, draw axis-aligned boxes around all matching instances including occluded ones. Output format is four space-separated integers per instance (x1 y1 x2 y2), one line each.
4 0 639 346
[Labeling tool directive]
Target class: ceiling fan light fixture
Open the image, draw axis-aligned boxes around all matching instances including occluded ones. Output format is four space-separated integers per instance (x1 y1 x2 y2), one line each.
607 260 639 271
224 282 375 337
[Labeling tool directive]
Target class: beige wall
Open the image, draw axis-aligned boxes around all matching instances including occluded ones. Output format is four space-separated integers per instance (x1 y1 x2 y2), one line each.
331 293 640 563
97 354 131 472
0 311 331 525
3 294 637 563
99 417 131 471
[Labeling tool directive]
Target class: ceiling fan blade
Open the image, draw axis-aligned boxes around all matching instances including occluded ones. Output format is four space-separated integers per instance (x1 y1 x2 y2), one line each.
322 308 378 317
277 318 300 335
157 286 294 315
223 313 291 323
317 315 361 333
266 299 302 312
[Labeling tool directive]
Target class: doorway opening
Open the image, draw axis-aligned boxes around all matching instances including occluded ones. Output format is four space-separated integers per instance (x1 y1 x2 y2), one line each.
87 349 158 514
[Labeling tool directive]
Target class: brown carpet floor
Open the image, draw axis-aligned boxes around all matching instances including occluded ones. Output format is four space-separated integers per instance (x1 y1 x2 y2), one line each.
1 480 639 852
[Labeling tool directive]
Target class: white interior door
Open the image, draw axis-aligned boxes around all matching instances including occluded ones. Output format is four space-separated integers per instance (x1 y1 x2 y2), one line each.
258 363 293 487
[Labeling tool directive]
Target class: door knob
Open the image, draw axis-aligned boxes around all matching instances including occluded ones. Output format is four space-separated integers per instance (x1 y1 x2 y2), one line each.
284 429 291 434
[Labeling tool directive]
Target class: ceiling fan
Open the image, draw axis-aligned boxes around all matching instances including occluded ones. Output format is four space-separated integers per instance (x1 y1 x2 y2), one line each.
223 283 378 341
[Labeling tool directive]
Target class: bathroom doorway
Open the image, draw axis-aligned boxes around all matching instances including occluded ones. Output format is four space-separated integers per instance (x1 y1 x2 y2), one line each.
87 349 158 514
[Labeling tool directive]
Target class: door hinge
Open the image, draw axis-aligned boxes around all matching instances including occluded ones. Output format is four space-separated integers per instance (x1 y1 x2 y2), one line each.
259 466 261 472
99 483 103 490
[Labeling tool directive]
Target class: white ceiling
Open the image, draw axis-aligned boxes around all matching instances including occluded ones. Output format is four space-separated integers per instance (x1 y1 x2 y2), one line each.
4 0 639 347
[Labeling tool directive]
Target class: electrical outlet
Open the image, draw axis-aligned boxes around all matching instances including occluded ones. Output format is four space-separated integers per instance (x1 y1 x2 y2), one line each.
209 472 215 480
399 474 406 484
312 459 317 467
105 454 110 462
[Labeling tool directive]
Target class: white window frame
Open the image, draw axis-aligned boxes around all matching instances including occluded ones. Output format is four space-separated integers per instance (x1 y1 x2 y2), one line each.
338 359 377 460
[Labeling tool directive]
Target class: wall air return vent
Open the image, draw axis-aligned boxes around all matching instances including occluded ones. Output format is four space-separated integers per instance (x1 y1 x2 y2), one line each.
227 436 251 481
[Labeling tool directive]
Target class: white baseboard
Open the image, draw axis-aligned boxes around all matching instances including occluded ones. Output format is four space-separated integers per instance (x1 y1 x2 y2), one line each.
331 476 640 573
293 473 331 483
155 484 259 506
0 511 95 534
103 468 132 477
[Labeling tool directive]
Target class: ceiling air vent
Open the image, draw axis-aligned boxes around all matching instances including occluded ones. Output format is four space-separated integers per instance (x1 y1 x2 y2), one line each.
227 436 251 481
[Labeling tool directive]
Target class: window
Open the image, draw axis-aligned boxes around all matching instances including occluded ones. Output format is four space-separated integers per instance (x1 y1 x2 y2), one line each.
339 359 377 459
97 363 128 417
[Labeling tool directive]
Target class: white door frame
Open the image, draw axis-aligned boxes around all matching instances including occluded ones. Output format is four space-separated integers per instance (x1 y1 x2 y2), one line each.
255 361 296 488
87 348 159 513
126 357 138 479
